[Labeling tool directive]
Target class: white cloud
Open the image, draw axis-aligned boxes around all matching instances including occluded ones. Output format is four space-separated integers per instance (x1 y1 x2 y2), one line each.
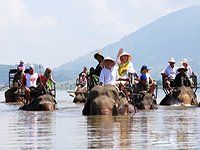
0 0 57 29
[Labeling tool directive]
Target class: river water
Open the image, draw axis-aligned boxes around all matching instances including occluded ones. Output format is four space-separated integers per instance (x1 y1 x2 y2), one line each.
0 89 200 150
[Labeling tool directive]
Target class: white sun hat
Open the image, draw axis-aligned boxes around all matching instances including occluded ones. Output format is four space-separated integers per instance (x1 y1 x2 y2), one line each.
119 52 132 61
168 58 176 63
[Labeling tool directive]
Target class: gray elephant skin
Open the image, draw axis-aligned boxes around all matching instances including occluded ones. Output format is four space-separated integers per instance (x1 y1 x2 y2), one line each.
20 93 56 111
73 87 87 103
82 85 129 116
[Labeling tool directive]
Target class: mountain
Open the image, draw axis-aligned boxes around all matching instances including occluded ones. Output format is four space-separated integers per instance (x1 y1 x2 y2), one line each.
54 5 200 83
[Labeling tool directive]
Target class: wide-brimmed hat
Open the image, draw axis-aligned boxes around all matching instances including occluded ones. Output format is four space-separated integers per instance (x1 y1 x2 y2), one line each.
94 52 104 60
181 58 188 65
102 56 116 66
119 52 132 61
168 58 176 63
177 66 188 72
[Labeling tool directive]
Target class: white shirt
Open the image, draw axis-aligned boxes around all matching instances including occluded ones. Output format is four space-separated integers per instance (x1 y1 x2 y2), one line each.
25 73 39 88
99 66 119 86
162 65 178 80
186 66 193 77
146 73 151 83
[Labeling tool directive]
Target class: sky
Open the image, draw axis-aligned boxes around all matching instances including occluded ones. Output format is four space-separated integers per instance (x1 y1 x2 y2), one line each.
0 0 200 69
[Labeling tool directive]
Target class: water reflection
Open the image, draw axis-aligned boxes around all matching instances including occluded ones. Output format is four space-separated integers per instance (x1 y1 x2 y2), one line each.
0 90 199 149
5 111 55 150
87 116 133 149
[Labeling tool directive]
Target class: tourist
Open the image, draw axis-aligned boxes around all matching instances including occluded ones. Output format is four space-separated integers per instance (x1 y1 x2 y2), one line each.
140 65 157 94
22 65 39 101
77 72 88 90
181 59 193 76
44 68 55 90
99 56 118 86
161 58 178 89
17 59 26 72
116 48 137 85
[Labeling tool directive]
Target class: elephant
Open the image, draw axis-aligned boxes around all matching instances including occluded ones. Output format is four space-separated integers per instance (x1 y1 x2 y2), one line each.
160 86 198 106
19 93 56 111
82 84 129 116
134 92 158 110
73 87 88 103
5 86 26 104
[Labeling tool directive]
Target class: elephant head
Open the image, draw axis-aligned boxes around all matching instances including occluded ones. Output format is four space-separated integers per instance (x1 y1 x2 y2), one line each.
174 86 198 106
82 84 129 116
73 87 87 103
20 93 56 111
136 93 157 109
90 95 117 115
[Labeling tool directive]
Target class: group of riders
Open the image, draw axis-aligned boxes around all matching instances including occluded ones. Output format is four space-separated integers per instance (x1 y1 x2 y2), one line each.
12 60 56 103
76 48 196 103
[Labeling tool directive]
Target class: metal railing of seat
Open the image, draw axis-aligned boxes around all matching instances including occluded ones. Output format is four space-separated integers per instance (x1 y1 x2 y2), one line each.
161 73 172 95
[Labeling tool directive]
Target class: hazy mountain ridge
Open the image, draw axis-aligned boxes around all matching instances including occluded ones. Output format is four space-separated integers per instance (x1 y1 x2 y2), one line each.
54 5 200 83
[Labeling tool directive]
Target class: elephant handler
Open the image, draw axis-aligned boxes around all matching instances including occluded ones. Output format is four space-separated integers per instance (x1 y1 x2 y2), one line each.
174 66 192 87
88 52 104 90
99 56 118 86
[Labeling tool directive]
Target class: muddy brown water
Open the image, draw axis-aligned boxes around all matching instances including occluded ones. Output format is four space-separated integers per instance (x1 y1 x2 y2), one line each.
0 89 200 149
